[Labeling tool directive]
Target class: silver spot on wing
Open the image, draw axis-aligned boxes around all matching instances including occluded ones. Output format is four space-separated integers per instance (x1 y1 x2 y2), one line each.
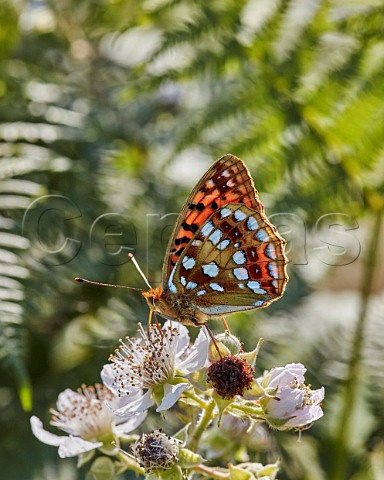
202 262 219 278
233 267 249 280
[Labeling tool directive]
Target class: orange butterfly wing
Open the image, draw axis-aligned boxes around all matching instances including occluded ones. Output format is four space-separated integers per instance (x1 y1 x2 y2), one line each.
162 154 264 284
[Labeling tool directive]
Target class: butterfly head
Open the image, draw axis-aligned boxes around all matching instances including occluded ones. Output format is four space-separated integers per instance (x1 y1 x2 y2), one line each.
142 287 182 322
142 286 208 326
142 287 164 312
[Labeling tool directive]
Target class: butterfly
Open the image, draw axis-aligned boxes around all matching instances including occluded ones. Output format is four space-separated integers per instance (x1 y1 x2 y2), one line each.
142 154 288 326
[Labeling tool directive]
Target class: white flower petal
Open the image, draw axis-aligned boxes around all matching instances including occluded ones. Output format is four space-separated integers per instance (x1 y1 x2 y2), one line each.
111 388 147 423
176 328 210 374
164 320 190 358
262 363 306 390
30 416 65 447
114 410 147 435
265 389 303 419
31 416 103 457
101 364 119 394
58 436 102 458
113 390 153 417
286 404 324 427
311 386 325 404
156 383 189 412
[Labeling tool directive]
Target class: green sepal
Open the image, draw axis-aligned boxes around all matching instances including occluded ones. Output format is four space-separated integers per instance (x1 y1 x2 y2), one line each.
242 380 265 400
239 338 264 368
145 472 159 480
155 465 182 480
229 464 254 480
77 449 95 467
187 369 209 391
212 394 233 426
178 447 204 468
258 462 279 479
86 456 115 480
173 423 191 443
152 384 165 409
264 415 292 430
98 432 119 456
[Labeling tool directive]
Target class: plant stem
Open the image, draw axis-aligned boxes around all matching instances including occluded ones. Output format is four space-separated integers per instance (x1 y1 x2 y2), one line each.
187 399 215 451
192 464 229 479
330 210 382 480
183 390 210 409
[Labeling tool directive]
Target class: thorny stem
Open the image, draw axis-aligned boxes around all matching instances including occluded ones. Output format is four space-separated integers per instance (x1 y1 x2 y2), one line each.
330 210 382 480
187 398 216 451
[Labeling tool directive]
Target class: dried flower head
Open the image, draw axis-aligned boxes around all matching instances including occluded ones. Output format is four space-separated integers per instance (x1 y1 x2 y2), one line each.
132 430 180 472
207 355 254 399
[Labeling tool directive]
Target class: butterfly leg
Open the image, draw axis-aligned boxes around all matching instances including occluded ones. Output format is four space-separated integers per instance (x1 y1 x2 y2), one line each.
220 316 231 333
195 322 223 359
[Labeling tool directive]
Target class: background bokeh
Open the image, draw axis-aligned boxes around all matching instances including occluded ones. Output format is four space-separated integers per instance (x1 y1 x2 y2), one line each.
0 1 383 479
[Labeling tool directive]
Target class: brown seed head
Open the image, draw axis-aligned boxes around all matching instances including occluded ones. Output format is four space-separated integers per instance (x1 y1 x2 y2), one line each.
207 355 254 399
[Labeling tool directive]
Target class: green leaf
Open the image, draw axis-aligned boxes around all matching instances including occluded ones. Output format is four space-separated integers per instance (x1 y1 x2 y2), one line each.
87 457 115 480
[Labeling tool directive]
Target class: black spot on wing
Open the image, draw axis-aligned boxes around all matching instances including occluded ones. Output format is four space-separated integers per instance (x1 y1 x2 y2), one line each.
175 236 190 246
182 221 199 234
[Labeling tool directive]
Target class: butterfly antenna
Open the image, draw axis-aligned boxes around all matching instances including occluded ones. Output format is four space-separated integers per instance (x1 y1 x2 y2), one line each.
128 253 152 289
74 277 144 291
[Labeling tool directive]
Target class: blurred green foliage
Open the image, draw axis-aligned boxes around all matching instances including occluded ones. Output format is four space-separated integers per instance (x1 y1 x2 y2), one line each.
0 0 383 479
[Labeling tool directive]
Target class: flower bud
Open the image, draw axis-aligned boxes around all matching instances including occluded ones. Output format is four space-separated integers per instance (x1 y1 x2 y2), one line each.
208 340 231 362
215 332 242 355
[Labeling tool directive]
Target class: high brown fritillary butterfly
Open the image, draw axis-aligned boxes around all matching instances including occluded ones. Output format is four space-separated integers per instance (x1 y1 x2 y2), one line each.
142 154 288 326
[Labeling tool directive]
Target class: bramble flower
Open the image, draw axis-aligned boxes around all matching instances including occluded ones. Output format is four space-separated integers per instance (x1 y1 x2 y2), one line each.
101 321 210 415
258 363 324 430
30 384 146 458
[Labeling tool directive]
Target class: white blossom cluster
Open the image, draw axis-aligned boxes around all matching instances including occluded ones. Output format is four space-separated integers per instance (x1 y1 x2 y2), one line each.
31 321 324 480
